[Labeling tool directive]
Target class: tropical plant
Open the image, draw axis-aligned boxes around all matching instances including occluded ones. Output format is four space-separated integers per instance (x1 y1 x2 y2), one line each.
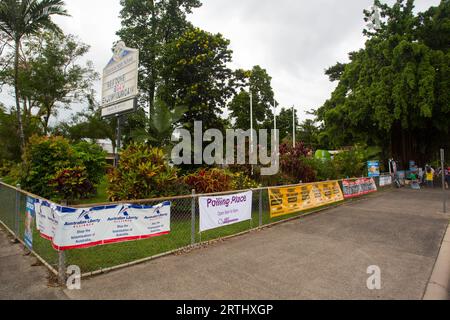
130 99 187 150
316 0 450 165
0 0 69 149
231 172 260 190
49 166 95 203
279 142 316 184
73 141 107 186
20 135 106 199
184 168 233 194
107 143 180 201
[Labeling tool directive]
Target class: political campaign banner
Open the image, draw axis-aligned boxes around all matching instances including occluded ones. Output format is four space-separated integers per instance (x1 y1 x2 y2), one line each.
268 181 344 218
24 196 35 250
199 191 252 232
367 161 380 177
34 200 170 251
342 178 377 199
379 175 392 187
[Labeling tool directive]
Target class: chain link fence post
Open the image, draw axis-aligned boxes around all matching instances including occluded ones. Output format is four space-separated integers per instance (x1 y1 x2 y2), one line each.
259 189 263 227
191 189 196 245
14 184 20 242
58 250 66 285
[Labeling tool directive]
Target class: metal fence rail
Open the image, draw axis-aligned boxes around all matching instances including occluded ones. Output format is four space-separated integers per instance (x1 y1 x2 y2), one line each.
0 176 389 282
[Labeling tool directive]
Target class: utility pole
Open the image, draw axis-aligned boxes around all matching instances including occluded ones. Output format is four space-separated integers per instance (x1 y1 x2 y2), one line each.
441 149 446 213
250 91 254 176
292 105 296 148
273 98 277 144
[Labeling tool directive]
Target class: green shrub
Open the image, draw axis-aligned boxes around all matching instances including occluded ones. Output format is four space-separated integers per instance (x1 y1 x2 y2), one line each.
73 141 107 185
279 142 316 183
21 136 80 198
20 136 106 200
184 168 233 194
231 172 260 190
303 157 339 181
107 143 181 201
49 166 95 203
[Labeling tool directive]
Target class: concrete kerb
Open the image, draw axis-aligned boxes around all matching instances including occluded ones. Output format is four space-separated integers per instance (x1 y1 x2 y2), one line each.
423 221 450 300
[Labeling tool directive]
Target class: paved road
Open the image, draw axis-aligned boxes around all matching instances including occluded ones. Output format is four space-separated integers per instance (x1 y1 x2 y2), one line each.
0 226 66 300
1 188 449 300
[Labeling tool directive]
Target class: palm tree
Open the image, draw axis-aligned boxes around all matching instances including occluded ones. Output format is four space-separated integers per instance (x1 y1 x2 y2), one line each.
0 0 69 150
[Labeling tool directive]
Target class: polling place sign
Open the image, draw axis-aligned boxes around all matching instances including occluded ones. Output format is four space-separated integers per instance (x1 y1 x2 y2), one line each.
34 200 170 251
101 41 139 117
199 191 253 232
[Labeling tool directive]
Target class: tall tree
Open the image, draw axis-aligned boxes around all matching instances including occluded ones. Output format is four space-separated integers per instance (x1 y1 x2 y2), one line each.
277 107 299 143
2 32 98 134
0 0 68 149
116 0 201 118
158 27 234 131
228 66 275 130
316 0 450 166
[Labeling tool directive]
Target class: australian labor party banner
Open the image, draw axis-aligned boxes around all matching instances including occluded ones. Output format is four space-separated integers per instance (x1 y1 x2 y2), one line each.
268 181 344 218
342 178 377 199
34 200 171 251
199 191 252 232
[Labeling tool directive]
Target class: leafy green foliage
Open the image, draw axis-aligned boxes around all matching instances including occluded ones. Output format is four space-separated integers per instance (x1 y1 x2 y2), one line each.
20 136 106 200
303 158 339 182
49 166 95 203
317 0 450 165
184 168 233 194
73 141 107 186
0 0 69 148
117 0 202 116
158 27 234 131
129 99 187 150
107 143 182 201
228 66 275 130
279 142 316 184
231 172 260 190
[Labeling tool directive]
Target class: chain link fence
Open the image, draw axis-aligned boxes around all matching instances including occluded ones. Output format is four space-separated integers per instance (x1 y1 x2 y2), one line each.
0 176 392 280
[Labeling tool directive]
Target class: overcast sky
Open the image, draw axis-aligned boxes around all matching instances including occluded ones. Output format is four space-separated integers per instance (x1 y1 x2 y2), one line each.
0 0 441 123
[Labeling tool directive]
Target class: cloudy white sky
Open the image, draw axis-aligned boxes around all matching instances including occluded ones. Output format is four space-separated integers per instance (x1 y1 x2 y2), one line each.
0 0 441 123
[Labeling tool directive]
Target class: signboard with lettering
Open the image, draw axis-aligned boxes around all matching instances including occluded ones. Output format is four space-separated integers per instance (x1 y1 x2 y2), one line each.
268 181 344 218
199 191 253 232
101 41 139 118
34 199 170 251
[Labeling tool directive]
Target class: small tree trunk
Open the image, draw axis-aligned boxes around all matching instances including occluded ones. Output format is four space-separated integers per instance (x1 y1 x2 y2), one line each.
14 38 25 151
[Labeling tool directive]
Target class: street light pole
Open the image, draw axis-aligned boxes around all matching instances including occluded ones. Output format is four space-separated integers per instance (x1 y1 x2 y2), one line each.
250 91 254 176
292 105 296 148
441 149 446 213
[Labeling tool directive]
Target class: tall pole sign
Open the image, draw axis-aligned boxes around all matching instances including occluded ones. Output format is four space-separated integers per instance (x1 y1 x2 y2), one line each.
441 149 446 213
101 41 139 117
101 41 139 166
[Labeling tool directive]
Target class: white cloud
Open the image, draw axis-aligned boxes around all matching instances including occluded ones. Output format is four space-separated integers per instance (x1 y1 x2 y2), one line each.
0 0 441 124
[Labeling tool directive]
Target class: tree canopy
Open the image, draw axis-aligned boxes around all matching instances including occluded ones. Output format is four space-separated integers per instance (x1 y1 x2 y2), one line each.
316 0 450 165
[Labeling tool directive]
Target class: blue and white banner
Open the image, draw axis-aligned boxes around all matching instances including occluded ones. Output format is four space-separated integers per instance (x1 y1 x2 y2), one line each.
24 196 35 250
199 191 253 232
34 200 171 251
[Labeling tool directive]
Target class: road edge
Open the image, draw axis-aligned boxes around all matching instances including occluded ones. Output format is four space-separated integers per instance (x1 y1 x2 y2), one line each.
423 221 450 300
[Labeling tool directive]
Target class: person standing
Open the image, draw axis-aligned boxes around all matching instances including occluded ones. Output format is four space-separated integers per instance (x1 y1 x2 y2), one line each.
425 166 434 188
445 167 450 190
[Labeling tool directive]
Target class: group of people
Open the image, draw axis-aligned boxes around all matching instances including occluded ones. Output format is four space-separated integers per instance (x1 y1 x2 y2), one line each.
408 165 450 189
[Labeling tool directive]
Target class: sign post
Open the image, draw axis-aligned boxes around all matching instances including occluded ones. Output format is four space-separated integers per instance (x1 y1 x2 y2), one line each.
441 149 446 213
101 41 139 166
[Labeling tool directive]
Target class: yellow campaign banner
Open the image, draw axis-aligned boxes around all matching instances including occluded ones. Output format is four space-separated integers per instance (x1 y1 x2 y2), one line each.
268 181 344 218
